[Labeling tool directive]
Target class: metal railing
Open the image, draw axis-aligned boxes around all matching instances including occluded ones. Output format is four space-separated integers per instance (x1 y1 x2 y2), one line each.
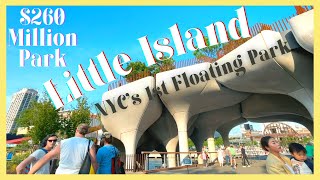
119 151 218 172
250 6 313 36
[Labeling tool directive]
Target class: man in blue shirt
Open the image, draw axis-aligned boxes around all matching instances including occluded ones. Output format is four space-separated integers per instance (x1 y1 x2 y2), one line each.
96 132 120 174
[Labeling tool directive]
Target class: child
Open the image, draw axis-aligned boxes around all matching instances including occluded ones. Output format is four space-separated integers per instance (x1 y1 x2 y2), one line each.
288 143 313 174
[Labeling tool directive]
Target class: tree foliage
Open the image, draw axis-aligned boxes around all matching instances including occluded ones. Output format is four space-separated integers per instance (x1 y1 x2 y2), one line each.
279 136 313 147
61 97 91 138
126 61 149 77
188 138 195 150
17 97 61 145
148 56 175 74
214 137 224 147
125 56 175 79
193 36 223 59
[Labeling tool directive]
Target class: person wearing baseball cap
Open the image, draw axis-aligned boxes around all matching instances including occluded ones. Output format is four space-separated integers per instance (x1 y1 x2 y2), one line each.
96 131 120 174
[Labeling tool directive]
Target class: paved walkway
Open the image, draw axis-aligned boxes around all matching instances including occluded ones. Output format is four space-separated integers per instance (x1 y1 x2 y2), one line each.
148 159 268 174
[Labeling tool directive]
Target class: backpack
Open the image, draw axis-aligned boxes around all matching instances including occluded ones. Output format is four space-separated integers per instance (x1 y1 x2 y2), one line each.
111 146 125 174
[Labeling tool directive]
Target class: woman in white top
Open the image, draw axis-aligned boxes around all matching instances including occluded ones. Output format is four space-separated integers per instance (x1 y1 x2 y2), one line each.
217 148 225 167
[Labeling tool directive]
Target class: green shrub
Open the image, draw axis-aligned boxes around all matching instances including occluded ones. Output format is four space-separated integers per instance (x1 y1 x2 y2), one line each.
6 152 30 174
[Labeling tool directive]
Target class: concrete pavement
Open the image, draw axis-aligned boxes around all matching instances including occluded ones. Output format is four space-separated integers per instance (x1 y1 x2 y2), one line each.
148 159 267 174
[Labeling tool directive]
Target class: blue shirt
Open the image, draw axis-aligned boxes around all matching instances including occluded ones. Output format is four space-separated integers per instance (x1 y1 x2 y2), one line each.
96 144 119 174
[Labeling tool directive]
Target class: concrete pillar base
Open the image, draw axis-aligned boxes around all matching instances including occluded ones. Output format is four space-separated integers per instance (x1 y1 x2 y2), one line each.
165 136 179 168
207 137 217 162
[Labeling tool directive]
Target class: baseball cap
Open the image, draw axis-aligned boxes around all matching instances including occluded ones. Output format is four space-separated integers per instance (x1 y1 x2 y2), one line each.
101 132 112 139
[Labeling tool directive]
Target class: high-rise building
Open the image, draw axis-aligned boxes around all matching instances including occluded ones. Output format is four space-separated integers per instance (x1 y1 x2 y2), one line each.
6 88 39 133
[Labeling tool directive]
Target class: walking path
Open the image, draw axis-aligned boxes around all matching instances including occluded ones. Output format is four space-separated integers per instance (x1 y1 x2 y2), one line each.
147 159 267 174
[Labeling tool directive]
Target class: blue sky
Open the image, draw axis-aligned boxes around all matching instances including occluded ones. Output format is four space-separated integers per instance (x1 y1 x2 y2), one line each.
6 6 302 135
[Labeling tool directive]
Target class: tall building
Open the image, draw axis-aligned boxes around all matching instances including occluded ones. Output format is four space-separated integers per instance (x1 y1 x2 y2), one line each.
6 88 39 133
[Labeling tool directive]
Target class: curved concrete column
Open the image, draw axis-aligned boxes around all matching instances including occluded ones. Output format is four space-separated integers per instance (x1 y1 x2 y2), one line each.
207 137 216 162
113 137 126 153
136 131 162 153
165 136 179 167
289 10 314 53
156 63 249 161
215 30 313 117
190 104 243 152
219 130 230 147
242 94 312 120
174 112 190 161
146 108 179 167
261 30 313 117
190 128 203 152
100 77 162 156
277 30 313 100
241 94 313 135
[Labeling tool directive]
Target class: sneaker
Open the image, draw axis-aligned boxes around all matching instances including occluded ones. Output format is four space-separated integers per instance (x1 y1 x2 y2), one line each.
247 165 251 167
242 166 246 167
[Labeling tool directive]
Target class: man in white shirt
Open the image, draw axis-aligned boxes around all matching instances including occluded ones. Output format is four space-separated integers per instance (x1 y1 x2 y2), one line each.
28 123 98 174
16 134 58 174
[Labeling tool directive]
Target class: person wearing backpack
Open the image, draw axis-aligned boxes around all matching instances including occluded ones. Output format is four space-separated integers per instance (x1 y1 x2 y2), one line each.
96 132 123 174
16 134 58 174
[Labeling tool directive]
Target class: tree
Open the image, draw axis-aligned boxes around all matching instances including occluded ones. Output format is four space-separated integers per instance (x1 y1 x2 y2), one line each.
125 61 149 78
214 137 223 147
61 97 91 138
148 56 175 74
193 36 223 61
188 138 195 150
125 56 175 82
203 140 208 147
17 95 61 145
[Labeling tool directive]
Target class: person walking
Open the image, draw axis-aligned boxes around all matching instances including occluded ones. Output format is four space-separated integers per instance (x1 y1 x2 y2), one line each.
28 123 98 174
240 145 250 167
16 134 58 174
229 145 237 169
201 147 208 167
260 136 293 174
217 148 225 167
224 146 231 166
96 132 121 174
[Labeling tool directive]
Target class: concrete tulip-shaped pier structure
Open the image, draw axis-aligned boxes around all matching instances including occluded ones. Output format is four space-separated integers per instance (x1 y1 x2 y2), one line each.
156 63 249 162
190 105 243 152
96 11 313 169
289 10 314 53
146 108 179 167
100 77 162 167
215 29 313 117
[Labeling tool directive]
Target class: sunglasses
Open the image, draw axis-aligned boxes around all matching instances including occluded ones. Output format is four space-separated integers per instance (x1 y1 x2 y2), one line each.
48 139 58 142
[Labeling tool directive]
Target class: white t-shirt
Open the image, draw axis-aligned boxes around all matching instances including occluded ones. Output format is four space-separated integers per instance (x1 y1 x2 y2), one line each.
55 137 93 174
30 149 50 174
291 158 312 174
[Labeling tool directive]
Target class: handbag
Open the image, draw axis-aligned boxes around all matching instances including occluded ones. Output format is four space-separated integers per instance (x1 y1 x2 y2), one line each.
79 140 91 174
111 146 125 174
